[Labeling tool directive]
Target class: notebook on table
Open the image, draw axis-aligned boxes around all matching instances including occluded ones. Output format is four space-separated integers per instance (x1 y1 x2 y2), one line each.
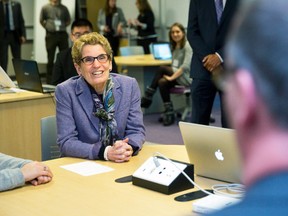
0 66 17 94
150 42 172 60
12 58 56 93
179 121 242 183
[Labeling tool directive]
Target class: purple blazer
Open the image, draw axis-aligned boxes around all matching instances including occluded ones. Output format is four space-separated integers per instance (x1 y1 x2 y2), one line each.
55 73 145 160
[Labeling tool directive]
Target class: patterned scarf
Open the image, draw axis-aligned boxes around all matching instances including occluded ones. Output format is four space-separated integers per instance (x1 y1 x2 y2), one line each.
92 77 118 146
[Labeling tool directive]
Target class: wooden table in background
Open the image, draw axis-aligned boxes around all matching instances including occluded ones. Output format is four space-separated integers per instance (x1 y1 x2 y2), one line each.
0 91 56 161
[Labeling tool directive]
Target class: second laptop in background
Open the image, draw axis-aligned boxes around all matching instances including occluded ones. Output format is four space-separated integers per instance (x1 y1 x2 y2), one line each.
12 58 56 93
150 42 172 60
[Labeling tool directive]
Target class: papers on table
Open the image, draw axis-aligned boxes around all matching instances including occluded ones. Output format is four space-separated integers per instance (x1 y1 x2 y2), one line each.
0 87 28 94
60 161 114 176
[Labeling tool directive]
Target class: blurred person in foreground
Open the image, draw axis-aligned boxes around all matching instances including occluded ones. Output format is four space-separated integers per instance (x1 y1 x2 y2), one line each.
0 153 53 192
55 32 145 162
208 0 288 215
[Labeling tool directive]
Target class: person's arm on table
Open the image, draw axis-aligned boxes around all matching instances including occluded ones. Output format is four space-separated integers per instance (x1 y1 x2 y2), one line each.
0 153 53 192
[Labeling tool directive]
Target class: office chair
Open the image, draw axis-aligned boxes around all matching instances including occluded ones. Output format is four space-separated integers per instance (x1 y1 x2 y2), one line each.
40 115 60 161
119 46 144 56
119 46 145 74
170 85 191 121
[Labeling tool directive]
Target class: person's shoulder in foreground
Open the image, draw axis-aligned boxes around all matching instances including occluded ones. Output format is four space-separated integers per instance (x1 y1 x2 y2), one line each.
207 0 288 215
0 153 53 192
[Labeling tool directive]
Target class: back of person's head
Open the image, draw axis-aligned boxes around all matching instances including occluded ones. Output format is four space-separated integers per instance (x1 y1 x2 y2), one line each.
137 0 152 13
72 32 112 65
169 22 186 51
71 18 93 32
226 0 288 128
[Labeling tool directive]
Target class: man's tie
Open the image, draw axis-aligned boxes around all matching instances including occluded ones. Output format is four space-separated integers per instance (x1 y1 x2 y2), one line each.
5 3 10 31
215 0 223 24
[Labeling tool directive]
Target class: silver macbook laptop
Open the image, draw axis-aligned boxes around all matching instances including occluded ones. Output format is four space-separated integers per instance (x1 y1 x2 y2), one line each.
179 122 242 183
150 42 172 60
12 58 55 93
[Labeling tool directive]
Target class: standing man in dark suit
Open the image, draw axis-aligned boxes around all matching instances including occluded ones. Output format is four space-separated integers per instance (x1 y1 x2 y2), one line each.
52 18 118 86
187 0 239 127
0 0 26 72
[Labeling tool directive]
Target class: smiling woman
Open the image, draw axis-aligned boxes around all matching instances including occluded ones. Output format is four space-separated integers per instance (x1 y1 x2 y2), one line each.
55 32 145 163
74 44 112 94
141 22 192 126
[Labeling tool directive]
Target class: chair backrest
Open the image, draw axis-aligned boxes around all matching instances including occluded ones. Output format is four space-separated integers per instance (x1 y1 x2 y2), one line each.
41 115 60 161
119 46 144 56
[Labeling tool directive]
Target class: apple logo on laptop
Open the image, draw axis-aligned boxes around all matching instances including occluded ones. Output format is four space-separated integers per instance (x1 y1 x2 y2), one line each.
215 149 224 161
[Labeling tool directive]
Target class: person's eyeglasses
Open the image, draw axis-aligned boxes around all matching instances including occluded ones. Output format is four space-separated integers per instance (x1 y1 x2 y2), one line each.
81 54 110 65
72 31 90 39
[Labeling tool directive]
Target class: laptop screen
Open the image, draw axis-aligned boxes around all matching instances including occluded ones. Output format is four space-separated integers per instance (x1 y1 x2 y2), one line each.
179 121 242 183
151 42 172 60
12 58 44 93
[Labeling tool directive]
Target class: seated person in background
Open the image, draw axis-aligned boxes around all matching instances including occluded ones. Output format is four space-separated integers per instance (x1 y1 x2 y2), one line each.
0 153 53 192
141 23 192 126
55 32 145 162
52 18 118 86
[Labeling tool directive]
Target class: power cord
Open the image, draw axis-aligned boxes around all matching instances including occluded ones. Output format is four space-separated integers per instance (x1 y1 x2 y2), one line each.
153 152 245 199
212 184 245 199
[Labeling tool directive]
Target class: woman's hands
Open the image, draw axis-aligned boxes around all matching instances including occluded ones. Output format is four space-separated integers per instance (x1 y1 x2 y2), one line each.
21 161 53 186
107 138 133 162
